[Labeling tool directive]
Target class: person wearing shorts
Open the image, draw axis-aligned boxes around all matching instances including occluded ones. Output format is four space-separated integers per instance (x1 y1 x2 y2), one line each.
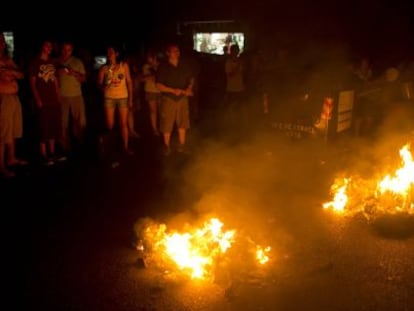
97 44 133 155
56 41 87 155
155 43 193 155
0 32 27 177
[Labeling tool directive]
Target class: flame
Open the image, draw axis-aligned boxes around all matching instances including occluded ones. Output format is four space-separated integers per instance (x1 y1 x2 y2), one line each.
323 178 349 213
138 217 272 280
160 218 235 279
256 246 271 265
377 144 414 212
323 143 414 218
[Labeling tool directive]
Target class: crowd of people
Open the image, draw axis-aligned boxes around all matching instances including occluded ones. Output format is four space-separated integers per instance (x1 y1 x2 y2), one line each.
0 34 201 178
1 31 413 179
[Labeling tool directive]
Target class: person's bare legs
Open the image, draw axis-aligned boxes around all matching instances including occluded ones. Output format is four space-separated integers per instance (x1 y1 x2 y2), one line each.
148 99 159 135
105 106 115 131
118 107 129 152
162 132 171 155
127 107 139 138
178 128 186 146
48 139 55 156
61 99 70 152
163 132 171 147
71 100 87 146
0 143 14 177
6 141 16 165
101 106 116 159
177 128 189 153
6 140 27 165
40 141 52 165
40 142 47 159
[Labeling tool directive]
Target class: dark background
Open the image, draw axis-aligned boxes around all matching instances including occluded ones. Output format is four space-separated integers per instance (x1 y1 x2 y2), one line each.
3 0 414 59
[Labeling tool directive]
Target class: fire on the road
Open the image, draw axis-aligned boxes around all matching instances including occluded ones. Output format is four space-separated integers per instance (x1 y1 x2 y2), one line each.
135 217 272 280
323 177 350 213
323 143 414 218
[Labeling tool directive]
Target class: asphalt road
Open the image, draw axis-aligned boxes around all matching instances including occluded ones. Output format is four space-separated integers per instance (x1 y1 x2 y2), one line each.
3 115 414 311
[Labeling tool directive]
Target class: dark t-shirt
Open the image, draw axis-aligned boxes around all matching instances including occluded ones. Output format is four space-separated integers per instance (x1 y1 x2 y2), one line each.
156 59 193 101
29 57 59 107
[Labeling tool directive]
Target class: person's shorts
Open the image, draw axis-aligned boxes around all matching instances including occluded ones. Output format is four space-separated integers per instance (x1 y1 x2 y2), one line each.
0 94 23 144
61 95 86 128
159 96 189 133
104 98 128 109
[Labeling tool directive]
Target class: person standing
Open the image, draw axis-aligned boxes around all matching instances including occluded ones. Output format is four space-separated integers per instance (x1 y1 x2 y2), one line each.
352 57 376 137
97 44 134 155
56 41 87 155
0 32 27 177
29 39 63 165
156 43 193 155
224 44 247 126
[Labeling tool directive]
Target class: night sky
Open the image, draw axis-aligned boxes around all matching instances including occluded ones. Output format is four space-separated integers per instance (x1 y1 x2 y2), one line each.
2 0 414 58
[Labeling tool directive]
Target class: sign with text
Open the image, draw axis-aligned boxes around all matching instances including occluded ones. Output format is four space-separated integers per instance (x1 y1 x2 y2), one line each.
271 122 316 139
337 90 354 133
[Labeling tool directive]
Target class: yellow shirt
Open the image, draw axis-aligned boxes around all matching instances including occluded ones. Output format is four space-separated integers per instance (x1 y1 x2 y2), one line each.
103 62 128 99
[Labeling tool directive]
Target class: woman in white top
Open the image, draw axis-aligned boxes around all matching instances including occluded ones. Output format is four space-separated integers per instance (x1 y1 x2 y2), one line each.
97 45 133 154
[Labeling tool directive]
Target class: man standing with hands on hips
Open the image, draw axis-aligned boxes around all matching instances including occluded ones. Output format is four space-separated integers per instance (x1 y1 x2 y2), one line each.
156 43 194 156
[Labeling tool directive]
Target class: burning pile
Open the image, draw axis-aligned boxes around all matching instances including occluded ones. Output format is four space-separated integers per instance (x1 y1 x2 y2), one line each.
134 217 271 281
323 143 414 219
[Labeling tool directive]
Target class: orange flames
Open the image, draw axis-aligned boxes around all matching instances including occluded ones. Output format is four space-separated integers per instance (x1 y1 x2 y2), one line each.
136 217 271 280
377 144 414 212
160 218 235 279
323 178 350 213
323 143 414 217
256 245 271 265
